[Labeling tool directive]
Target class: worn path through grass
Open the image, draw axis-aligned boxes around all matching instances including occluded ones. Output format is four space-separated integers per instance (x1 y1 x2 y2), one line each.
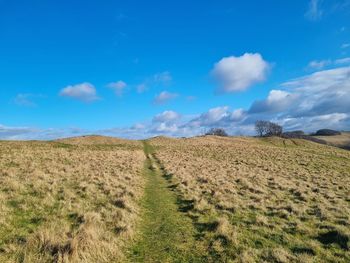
128 141 204 263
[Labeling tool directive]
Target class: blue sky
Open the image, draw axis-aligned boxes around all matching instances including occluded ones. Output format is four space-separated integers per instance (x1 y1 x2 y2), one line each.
1 0 350 139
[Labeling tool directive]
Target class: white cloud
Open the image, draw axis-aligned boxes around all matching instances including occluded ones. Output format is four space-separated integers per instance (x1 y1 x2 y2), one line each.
341 43 350 49
279 113 349 132
267 90 291 102
307 57 350 69
0 124 37 139
334 57 350 65
86 67 350 137
59 82 99 102
212 53 270 93
151 122 179 133
230 108 246 122
153 91 178 105
184 66 350 135
283 66 350 93
307 59 330 70
249 90 298 113
188 106 230 127
305 0 323 21
107 81 127 96
0 125 90 140
153 110 181 123
8 66 350 140
280 67 350 117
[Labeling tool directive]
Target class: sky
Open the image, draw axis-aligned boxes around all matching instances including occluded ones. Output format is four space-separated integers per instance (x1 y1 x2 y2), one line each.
1 0 350 140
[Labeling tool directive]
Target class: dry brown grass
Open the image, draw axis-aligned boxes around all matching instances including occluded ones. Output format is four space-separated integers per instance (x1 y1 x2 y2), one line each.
0 136 145 262
1 134 349 262
150 135 350 262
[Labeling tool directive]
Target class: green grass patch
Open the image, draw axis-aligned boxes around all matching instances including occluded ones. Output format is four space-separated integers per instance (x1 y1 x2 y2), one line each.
128 141 205 262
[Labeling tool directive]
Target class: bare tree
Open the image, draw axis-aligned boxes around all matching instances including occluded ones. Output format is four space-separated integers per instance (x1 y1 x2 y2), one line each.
267 122 283 136
205 128 228 137
255 120 268 137
255 120 283 137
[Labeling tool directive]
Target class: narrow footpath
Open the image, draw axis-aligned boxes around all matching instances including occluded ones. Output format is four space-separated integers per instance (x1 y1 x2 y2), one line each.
128 141 203 263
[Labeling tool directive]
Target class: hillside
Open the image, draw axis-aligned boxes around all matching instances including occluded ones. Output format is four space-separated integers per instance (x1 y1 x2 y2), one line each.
313 132 350 150
0 138 145 262
150 135 350 262
0 135 349 262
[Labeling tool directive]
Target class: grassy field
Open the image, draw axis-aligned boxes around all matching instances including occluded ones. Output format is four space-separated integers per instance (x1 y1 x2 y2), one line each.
314 132 350 150
1 135 349 262
0 136 145 262
150 135 350 262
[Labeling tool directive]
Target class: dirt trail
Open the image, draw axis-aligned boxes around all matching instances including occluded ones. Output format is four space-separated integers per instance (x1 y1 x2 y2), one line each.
128 141 203 263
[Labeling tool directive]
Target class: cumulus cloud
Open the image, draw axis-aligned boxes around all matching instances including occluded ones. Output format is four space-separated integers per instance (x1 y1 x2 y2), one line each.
8 67 350 140
181 66 350 135
280 67 350 118
153 91 178 105
188 106 230 127
151 122 179 133
107 81 127 96
187 106 248 129
305 0 323 21
59 83 99 102
230 108 246 122
212 53 270 93
249 90 298 114
153 110 181 123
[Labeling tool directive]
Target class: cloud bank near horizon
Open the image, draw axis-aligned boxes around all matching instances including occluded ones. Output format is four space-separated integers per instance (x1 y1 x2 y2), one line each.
2 66 350 140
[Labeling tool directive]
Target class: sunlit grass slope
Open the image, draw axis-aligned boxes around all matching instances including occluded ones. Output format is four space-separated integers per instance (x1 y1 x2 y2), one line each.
150 135 350 262
0 136 145 262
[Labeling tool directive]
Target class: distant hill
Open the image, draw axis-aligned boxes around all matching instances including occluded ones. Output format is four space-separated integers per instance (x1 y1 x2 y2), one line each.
314 129 341 136
55 135 138 145
313 131 350 150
